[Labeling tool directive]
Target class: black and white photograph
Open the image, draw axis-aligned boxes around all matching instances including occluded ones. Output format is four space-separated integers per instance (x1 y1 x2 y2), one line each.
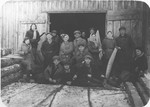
0 0 150 107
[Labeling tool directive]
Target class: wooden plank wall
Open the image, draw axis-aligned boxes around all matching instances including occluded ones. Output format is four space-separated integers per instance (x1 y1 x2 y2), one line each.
1 0 144 53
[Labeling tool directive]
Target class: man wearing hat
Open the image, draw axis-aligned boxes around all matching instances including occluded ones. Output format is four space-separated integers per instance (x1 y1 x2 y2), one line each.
44 55 64 84
72 43 90 65
72 54 103 86
111 26 135 87
73 30 87 52
61 61 76 85
51 30 61 54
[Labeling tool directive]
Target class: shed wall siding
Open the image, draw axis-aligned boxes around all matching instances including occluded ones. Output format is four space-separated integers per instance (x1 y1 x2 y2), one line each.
1 0 144 53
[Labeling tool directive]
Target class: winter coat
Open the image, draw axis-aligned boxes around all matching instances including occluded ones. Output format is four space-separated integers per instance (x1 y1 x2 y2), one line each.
115 34 135 63
102 37 116 59
59 42 74 63
73 37 87 51
25 29 40 49
53 35 61 54
72 48 91 64
134 54 148 72
19 43 33 70
41 40 58 67
36 39 45 64
75 62 101 82
44 63 64 82
62 66 76 83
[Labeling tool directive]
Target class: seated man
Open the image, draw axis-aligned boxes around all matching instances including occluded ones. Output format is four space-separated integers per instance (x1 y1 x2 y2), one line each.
61 62 76 85
72 55 103 87
73 30 87 52
72 44 90 66
44 56 64 84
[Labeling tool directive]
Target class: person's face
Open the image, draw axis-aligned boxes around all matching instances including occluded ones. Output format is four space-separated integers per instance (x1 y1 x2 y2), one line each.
25 39 30 44
74 33 81 38
85 58 91 64
78 46 85 52
53 59 60 65
82 32 86 37
90 29 95 34
120 29 126 36
63 35 69 42
47 34 53 40
107 32 113 39
136 49 142 56
31 24 36 30
64 65 70 70
52 32 57 36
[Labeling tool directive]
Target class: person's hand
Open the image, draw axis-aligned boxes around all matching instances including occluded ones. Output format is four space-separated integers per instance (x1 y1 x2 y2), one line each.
66 81 72 85
73 75 77 80
87 74 92 78
116 46 121 49
30 79 35 83
52 79 57 83
49 78 53 82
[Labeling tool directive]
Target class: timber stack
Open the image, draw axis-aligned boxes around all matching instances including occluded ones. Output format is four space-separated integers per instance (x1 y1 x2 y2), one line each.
1 55 23 87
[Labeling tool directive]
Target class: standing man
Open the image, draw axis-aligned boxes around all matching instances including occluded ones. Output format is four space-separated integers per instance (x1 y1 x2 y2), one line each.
111 26 135 87
51 30 61 54
25 24 40 63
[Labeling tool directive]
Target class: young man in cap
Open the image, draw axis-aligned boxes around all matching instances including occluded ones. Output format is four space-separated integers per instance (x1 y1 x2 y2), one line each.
51 30 61 54
61 61 76 85
44 55 64 84
72 54 103 87
73 30 87 52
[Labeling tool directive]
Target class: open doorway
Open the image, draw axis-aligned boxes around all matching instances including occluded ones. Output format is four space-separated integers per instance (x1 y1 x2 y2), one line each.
49 13 106 41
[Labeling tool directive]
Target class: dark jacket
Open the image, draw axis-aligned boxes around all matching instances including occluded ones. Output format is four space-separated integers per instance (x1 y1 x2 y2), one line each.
102 37 116 59
25 30 40 48
72 48 91 64
44 63 64 82
41 40 57 57
62 66 76 83
115 34 135 64
134 54 148 72
75 62 101 82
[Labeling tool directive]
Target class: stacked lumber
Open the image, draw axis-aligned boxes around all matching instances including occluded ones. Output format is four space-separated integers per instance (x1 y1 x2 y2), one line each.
1 48 12 57
1 55 23 87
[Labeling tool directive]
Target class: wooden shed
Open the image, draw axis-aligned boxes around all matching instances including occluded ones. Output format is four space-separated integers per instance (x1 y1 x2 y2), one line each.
1 0 150 66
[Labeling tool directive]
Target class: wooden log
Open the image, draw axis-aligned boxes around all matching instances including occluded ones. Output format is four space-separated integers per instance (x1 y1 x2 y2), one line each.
124 82 143 107
139 77 150 97
1 64 21 77
1 71 22 87
1 48 12 57
2 84 61 107
134 82 149 105
1 57 22 68
51 85 89 107
105 48 118 79
90 88 130 107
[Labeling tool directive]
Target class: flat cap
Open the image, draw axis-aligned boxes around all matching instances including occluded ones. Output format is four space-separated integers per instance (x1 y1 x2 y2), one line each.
119 26 126 31
53 56 60 61
74 30 81 34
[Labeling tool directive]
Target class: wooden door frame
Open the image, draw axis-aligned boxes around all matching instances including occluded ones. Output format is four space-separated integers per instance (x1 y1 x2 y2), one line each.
46 10 107 34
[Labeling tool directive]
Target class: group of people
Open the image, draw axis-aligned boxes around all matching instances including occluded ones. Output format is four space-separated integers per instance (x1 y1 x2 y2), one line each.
19 23 148 88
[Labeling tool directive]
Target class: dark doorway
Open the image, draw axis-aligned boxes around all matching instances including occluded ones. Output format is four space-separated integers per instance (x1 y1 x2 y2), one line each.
49 13 106 41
